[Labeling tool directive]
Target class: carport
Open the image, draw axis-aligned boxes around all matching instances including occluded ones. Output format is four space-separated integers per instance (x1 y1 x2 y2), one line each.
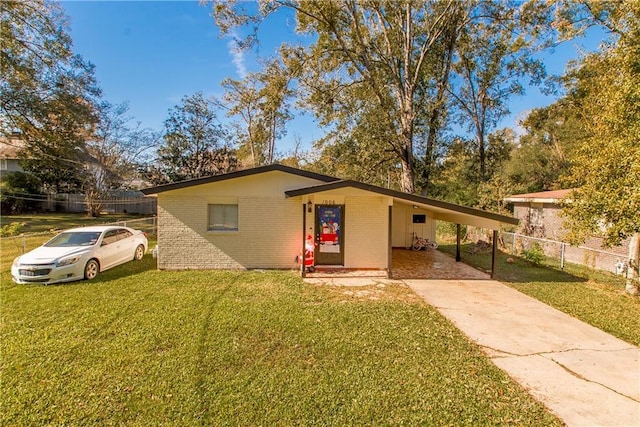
389 194 519 279
286 180 519 279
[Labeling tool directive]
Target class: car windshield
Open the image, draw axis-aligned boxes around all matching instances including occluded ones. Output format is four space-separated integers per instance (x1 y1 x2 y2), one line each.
44 231 102 247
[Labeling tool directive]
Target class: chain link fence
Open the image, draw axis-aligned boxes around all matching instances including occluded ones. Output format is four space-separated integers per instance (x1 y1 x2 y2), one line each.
1 217 157 255
500 231 628 275
437 223 630 277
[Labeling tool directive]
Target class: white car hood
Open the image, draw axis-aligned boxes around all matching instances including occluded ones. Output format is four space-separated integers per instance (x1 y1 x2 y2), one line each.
17 245 91 264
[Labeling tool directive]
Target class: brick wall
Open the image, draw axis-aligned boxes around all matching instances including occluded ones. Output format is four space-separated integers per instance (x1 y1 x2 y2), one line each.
343 196 389 269
157 195 303 270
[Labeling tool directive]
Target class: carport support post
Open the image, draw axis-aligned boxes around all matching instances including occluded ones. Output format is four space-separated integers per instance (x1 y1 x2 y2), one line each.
301 203 306 278
491 229 498 279
456 224 461 262
388 206 393 278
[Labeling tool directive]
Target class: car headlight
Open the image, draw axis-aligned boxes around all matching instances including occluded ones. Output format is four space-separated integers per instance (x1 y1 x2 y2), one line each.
12 257 21 267
56 256 81 267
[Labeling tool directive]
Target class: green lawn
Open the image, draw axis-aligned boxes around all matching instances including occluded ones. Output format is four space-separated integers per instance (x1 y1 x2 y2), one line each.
438 243 640 346
1 242 559 425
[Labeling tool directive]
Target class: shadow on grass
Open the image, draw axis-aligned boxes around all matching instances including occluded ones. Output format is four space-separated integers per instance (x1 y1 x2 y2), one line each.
438 244 587 284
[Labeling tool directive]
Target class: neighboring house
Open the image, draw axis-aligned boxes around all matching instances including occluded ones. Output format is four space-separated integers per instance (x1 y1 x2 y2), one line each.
504 189 574 240
0 135 25 175
142 164 518 276
504 189 629 271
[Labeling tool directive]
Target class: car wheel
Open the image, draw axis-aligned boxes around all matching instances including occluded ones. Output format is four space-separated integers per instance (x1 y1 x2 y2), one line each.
134 244 145 261
84 259 99 280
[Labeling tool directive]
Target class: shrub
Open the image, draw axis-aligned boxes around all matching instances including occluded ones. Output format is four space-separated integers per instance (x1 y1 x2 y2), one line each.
436 222 467 243
522 243 545 265
0 222 25 237
0 172 42 214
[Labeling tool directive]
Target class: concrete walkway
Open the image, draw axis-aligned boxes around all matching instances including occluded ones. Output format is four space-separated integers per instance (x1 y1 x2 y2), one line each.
405 279 640 427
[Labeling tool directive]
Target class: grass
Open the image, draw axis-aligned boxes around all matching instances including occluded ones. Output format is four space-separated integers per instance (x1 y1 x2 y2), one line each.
1 213 157 254
438 242 640 347
0 212 152 234
1 237 559 425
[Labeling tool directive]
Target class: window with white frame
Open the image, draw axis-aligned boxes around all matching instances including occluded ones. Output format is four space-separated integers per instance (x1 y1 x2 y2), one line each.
208 204 238 231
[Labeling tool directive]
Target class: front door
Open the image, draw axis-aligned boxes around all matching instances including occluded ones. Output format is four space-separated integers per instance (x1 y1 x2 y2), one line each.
315 205 345 265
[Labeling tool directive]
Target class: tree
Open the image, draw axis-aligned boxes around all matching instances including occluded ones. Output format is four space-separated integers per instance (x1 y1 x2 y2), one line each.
221 76 264 166
429 137 478 206
311 132 399 188
0 171 42 214
83 102 159 216
222 58 293 167
430 128 514 208
155 92 237 183
558 0 640 293
416 8 462 195
449 1 546 182
1 0 101 192
212 0 471 193
503 100 586 194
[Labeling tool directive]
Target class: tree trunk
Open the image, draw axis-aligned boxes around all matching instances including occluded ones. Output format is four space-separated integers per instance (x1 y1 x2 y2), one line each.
399 154 414 194
626 232 639 295
476 113 487 182
479 135 486 181
421 124 437 196
399 112 415 194
421 18 459 196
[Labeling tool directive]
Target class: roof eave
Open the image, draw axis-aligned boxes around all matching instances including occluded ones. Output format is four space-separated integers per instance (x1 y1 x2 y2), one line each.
140 164 340 195
504 197 567 204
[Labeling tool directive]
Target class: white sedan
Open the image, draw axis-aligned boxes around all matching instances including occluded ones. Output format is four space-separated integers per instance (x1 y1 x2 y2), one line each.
12 226 148 285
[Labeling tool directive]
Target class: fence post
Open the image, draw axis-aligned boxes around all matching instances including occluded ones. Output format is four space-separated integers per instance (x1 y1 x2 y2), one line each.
491 229 498 279
560 243 565 270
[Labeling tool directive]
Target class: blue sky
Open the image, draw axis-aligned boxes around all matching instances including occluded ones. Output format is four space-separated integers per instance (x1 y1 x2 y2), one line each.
62 1 605 152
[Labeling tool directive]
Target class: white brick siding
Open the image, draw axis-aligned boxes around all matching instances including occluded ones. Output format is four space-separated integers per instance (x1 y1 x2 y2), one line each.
343 196 389 269
156 171 321 270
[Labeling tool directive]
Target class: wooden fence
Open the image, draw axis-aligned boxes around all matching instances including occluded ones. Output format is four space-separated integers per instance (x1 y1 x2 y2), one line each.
42 193 156 215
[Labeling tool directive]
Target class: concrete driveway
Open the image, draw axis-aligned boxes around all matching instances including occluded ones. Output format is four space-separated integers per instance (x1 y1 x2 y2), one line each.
406 278 640 427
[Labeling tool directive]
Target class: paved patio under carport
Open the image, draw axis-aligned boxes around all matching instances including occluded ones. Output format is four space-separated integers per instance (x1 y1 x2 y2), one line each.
305 248 489 281
391 248 489 280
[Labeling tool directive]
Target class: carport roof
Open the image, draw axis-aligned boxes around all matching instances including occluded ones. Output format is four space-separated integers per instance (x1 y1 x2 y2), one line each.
285 179 519 227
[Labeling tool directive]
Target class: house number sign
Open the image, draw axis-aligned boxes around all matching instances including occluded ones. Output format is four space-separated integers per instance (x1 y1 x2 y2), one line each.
321 200 335 205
